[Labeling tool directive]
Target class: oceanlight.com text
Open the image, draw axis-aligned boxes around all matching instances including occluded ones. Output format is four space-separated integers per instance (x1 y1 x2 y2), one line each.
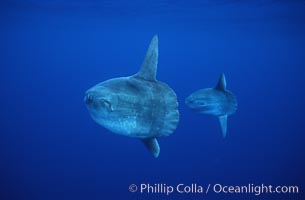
212 183 299 196
129 183 299 196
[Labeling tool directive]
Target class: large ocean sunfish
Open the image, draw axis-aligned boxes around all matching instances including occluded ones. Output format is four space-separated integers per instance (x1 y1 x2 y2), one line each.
185 74 237 138
84 35 179 158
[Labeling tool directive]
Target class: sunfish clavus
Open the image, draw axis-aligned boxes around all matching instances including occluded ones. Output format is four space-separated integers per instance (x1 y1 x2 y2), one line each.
84 35 179 158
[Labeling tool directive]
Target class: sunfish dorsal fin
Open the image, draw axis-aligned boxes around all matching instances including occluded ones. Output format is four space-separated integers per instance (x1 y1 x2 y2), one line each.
134 35 158 81
141 138 160 158
215 73 226 91
218 115 228 138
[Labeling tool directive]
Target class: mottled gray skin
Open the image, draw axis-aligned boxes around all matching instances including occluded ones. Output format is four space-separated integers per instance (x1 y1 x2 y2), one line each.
84 35 179 157
185 74 237 137
185 88 237 117
85 77 178 138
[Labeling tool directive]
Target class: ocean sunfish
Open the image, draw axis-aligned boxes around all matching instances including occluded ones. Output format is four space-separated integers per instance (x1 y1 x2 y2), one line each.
185 74 237 138
84 35 179 158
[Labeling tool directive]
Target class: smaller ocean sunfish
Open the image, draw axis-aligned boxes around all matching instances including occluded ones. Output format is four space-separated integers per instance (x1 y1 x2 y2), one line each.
84 35 179 158
185 74 237 138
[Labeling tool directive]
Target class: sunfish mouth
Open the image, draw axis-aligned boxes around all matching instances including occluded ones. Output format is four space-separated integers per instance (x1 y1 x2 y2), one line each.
85 92 113 112
185 97 207 109
84 93 94 104
84 92 101 108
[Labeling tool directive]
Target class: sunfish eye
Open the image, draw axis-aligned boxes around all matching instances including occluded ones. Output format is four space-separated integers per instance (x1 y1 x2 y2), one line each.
101 99 113 111
198 101 206 106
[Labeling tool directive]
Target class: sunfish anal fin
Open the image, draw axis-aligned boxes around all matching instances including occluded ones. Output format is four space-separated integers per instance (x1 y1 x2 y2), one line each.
218 115 228 138
134 35 158 82
141 138 160 158
215 73 226 91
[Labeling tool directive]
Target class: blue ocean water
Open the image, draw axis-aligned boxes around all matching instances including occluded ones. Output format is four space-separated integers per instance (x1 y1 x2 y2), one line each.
1 0 305 199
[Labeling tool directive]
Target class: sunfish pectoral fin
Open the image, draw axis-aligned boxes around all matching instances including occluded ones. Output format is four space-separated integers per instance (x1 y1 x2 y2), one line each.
215 73 226 91
133 35 158 82
141 138 160 158
218 115 228 138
